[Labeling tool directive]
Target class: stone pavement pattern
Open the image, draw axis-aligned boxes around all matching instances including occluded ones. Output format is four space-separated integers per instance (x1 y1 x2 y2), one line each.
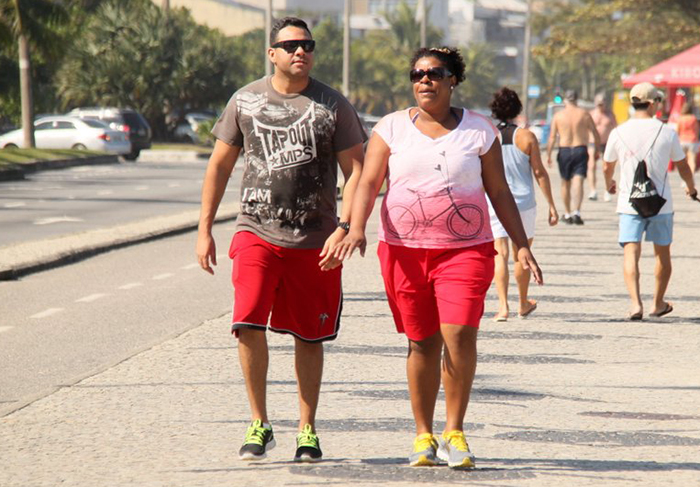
1 172 699 486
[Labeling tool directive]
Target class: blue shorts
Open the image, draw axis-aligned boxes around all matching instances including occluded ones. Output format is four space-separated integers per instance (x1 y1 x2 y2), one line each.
618 213 673 246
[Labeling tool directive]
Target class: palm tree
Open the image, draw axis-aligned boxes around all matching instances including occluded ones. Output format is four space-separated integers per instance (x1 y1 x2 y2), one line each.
0 0 66 147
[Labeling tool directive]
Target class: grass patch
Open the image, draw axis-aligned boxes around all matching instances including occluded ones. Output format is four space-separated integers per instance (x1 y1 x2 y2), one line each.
151 143 212 153
0 148 102 166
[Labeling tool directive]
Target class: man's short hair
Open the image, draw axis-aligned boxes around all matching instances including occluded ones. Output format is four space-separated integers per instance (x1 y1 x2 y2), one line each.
565 89 578 102
269 17 312 46
631 101 651 111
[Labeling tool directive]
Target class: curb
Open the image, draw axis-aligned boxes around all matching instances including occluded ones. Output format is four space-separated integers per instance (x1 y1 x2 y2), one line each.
0 155 119 181
0 203 239 280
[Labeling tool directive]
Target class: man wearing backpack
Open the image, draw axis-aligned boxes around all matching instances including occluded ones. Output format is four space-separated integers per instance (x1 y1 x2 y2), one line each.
603 82 697 321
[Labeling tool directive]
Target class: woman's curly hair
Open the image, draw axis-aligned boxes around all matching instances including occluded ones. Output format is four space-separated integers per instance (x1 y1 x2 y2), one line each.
410 47 466 85
489 87 523 122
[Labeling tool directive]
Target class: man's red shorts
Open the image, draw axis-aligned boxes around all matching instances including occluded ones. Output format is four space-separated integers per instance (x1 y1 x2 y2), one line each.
378 241 496 341
229 231 342 342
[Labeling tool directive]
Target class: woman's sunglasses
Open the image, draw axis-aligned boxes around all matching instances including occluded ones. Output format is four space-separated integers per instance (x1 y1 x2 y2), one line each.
409 67 453 83
271 39 316 54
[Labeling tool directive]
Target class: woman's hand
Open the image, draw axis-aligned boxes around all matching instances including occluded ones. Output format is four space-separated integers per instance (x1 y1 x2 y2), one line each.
548 206 559 226
517 247 543 285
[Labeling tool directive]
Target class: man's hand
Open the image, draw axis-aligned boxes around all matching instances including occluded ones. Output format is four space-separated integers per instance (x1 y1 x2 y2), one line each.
607 179 617 195
546 154 553 168
319 228 347 271
196 231 217 275
517 247 543 285
548 206 559 226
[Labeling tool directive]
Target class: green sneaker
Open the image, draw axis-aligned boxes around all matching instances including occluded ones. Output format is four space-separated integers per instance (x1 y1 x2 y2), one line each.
294 424 322 462
437 430 475 469
239 419 276 460
408 433 439 467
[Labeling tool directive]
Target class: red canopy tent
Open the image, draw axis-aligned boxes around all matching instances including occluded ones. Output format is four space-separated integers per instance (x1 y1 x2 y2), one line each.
621 44 700 169
622 44 700 88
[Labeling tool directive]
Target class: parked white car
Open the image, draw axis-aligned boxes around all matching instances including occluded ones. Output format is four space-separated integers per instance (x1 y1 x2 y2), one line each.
0 116 132 155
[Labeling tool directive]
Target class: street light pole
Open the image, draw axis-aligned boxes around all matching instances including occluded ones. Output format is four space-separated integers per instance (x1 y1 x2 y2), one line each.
265 0 273 76
521 0 532 121
162 0 169 10
342 0 350 97
419 0 427 47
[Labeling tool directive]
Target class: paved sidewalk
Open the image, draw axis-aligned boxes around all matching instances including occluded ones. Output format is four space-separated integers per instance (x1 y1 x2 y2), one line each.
1 172 699 486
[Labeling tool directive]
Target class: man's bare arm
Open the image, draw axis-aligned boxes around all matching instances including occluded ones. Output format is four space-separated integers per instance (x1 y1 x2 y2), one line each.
546 116 559 166
196 139 241 274
319 142 364 270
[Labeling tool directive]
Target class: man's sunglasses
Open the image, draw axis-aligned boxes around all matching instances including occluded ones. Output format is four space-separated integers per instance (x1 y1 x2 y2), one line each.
409 67 453 83
271 39 316 54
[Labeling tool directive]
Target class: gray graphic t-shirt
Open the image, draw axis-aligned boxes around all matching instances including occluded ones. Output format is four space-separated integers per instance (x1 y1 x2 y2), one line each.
213 76 366 248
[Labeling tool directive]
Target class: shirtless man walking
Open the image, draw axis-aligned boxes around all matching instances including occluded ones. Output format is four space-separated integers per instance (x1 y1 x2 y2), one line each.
546 90 601 224
588 94 617 202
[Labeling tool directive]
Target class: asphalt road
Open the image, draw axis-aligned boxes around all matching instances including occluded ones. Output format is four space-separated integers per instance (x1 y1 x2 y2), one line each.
0 222 235 416
0 157 243 247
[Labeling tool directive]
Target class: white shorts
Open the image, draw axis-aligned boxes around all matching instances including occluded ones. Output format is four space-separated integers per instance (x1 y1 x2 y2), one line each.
490 205 537 240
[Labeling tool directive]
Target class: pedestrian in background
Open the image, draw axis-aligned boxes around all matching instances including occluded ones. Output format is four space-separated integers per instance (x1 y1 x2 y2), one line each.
603 82 697 321
676 102 698 178
546 90 601 224
331 47 542 469
196 16 366 463
588 93 617 202
488 87 558 322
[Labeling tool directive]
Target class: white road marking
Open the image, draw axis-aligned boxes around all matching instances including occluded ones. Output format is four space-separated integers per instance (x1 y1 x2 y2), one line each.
34 216 84 225
31 308 64 319
0 326 13 334
3 202 25 208
181 263 199 270
168 183 181 188
134 185 149 191
152 273 174 280
75 293 108 303
119 282 144 290
97 190 114 196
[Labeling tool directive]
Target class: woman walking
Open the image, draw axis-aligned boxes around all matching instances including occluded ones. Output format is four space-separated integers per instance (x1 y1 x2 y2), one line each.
489 88 558 321
330 47 542 469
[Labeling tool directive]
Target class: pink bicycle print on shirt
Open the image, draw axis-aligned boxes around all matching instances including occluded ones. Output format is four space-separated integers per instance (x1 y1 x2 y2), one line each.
384 153 484 240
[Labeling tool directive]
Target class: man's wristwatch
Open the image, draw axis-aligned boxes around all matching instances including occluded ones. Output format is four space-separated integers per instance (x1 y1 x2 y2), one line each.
338 221 350 232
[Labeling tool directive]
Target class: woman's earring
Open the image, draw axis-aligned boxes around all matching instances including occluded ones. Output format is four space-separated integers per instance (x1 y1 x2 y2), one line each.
450 85 455 90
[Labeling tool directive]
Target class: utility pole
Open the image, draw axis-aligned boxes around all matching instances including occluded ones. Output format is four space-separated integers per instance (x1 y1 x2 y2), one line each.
419 0 427 47
343 0 350 97
18 35 35 148
162 0 170 10
521 0 532 121
265 0 273 76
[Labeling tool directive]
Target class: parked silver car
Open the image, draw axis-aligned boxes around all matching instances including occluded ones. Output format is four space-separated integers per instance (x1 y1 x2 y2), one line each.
0 116 131 155
173 112 215 144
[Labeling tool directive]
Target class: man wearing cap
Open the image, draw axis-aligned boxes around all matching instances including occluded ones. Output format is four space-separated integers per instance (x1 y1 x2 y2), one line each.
588 93 617 201
546 89 601 224
603 82 697 321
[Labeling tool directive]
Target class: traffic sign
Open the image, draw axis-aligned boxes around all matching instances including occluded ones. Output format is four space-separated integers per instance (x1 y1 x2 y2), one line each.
527 85 541 99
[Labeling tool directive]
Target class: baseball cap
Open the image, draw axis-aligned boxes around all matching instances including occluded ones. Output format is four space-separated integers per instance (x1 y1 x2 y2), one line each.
564 89 578 101
629 82 664 103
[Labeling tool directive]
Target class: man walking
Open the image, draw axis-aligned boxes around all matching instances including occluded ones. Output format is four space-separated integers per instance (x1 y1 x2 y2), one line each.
588 93 617 201
603 82 697 320
547 90 601 224
196 16 366 462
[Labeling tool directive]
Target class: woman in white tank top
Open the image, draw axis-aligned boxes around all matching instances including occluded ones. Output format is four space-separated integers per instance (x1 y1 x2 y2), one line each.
489 88 559 321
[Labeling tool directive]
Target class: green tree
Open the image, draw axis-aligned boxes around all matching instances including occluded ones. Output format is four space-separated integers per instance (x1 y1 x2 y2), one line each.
311 18 343 91
0 0 67 147
532 0 700 105
452 43 498 110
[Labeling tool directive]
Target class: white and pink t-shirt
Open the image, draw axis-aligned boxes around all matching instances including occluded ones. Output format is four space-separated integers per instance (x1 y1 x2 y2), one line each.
374 108 498 249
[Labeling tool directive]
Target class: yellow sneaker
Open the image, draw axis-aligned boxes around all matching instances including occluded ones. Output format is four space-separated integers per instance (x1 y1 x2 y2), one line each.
437 430 475 469
408 433 438 466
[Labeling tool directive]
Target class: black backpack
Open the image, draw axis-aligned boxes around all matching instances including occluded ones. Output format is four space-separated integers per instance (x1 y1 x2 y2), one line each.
622 123 667 218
